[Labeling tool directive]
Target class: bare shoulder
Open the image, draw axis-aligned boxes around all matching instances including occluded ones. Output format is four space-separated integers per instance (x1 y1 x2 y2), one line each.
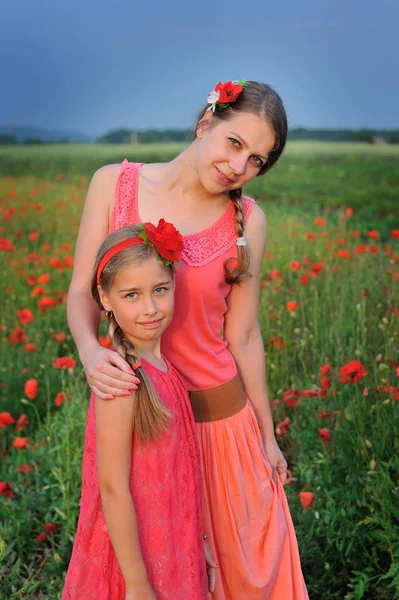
244 202 267 242
90 163 121 188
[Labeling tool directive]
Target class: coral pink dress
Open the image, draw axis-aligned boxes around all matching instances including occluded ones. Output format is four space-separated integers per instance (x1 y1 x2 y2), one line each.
111 161 309 600
62 357 208 600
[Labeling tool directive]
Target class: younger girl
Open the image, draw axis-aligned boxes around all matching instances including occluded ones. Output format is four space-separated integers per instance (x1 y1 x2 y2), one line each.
62 222 213 600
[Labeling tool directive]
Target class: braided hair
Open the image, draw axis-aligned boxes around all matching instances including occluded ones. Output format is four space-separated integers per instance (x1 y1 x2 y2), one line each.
195 81 288 284
91 225 171 444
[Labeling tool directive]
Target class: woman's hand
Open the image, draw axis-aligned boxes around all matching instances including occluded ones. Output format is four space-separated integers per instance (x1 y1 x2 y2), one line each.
204 539 218 597
264 437 288 485
81 343 140 399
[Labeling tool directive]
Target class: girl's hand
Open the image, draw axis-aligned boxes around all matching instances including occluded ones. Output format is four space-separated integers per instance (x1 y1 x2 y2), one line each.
81 343 140 399
264 437 288 485
204 539 218 597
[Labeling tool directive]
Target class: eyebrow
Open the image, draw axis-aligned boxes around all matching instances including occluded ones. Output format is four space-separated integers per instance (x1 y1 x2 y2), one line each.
229 131 268 160
118 281 172 293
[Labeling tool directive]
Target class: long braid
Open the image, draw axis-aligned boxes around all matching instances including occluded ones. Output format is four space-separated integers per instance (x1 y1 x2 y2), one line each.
224 188 250 285
107 312 171 444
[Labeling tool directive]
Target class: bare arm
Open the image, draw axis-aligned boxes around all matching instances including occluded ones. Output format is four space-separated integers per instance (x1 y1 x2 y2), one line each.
224 205 288 482
96 392 154 596
67 164 138 397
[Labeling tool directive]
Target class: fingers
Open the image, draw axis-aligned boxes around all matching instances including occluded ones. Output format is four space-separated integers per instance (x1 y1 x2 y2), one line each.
108 352 139 377
207 566 216 593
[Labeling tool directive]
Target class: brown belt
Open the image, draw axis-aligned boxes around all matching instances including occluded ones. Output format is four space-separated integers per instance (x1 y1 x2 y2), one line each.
189 375 247 423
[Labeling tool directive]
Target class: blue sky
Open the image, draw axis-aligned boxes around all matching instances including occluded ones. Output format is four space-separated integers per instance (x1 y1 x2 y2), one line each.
1 0 398 135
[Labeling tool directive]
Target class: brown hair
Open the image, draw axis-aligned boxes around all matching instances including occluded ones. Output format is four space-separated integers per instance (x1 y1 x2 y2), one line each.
195 81 288 284
91 225 172 444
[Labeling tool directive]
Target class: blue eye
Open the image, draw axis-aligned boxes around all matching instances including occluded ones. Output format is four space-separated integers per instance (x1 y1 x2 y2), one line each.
229 138 240 147
252 156 263 167
154 287 167 294
126 292 138 299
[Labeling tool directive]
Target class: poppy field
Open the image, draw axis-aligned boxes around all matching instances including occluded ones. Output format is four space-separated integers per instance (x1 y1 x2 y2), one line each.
0 143 399 599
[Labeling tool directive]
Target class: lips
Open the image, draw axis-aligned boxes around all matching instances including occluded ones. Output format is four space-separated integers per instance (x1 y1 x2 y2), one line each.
215 166 235 185
137 318 164 328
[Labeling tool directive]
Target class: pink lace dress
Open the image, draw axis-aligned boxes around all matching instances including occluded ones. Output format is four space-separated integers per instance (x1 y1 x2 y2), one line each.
62 358 208 600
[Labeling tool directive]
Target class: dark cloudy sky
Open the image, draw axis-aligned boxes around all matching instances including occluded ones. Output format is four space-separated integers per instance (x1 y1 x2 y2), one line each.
1 0 398 136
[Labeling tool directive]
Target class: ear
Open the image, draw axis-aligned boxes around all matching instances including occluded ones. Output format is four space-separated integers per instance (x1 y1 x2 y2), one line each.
196 111 213 138
97 285 113 312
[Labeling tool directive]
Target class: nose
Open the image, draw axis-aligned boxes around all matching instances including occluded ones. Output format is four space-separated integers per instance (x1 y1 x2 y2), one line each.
143 294 158 316
229 155 247 177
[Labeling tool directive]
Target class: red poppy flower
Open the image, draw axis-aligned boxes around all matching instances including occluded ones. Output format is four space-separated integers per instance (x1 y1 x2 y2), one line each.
282 388 301 408
38 296 58 312
44 523 60 534
214 80 243 103
337 249 351 259
37 533 47 543
53 356 76 369
306 232 317 241
319 363 331 377
8 328 27 345
16 414 29 431
29 231 38 241
32 286 45 297
396 367 399 377
143 219 183 262
320 377 331 391
314 217 326 227
367 245 379 254
275 417 290 436
300 274 309 286
286 301 298 312
99 334 112 349
54 392 64 407
339 360 368 384
0 238 15 252
24 343 36 352
368 230 379 239
345 207 353 216
268 269 283 280
63 255 74 268
319 428 331 445
0 412 15 428
17 464 33 473
38 273 50 284
392 230 399 239
351 230 360 238
0 482 14 498
310 263 324 276
299 491 314 510
268 337 285 350
17 309 34 325
290 261 300 271
13 437 28 449
52 332 66 343
24 379 38 400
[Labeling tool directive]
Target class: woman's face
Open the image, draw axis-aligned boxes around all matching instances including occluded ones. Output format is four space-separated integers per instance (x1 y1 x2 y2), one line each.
195 111 276 194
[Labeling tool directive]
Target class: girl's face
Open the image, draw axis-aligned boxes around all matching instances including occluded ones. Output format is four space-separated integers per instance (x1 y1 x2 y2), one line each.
195 111 276 194
98 256 175 346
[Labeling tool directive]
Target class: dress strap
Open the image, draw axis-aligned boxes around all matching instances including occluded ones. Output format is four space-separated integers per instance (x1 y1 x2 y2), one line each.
110 160 142 232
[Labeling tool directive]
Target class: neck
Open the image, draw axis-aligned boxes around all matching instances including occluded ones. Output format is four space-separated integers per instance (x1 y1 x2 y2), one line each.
125 335 164 368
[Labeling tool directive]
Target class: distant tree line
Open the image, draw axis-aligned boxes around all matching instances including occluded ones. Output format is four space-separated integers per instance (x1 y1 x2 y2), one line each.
1 128 399 145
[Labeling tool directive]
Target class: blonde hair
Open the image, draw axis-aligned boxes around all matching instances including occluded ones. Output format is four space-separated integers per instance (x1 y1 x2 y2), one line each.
91 225 172 444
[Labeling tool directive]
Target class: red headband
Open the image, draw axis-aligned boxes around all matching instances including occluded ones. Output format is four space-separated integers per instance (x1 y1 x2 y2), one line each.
96 237 143 285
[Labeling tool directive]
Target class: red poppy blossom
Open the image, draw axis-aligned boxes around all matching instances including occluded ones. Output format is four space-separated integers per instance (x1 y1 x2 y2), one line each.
310 263 324 276
286 301 298 312
276 417 290 437
214 80 243 103
24 343 36 352
351 230 360 238
299 491 314 510
268 337 285 350
319 363 331 377
32 286 45 297
37 296 58 312
0 412 15 428
319 428 331 445
16 414 29 431
339 360 368 384
0 238 15 252
44 522 60 534
8 328 27 345
38 273 50 284
290 261 300 271
282 389 301 408
37 533 47 543
53 356 76 369
314 217 326 227
144 219 183 262
345 207 353 216
306 232 317 241
396 367 399 377
17 464 33 473
368 230 379 239
17 309 35 325
13 437 28 449
0 482 14 498
55 392 64 407
337 249 351 260
268 269 283 280
52 332 66 343
320 377 331 391
24 379 38 400
300 274 309 286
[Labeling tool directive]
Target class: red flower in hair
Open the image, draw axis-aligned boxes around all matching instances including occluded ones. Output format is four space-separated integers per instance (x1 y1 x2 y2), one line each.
214 81 243 103
143 219 183 263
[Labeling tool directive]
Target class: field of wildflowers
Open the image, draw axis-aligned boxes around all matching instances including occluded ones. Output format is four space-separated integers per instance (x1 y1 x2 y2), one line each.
0 144 398 599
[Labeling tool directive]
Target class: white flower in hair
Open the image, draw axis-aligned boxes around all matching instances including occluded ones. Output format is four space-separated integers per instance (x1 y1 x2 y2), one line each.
207 89 220 112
